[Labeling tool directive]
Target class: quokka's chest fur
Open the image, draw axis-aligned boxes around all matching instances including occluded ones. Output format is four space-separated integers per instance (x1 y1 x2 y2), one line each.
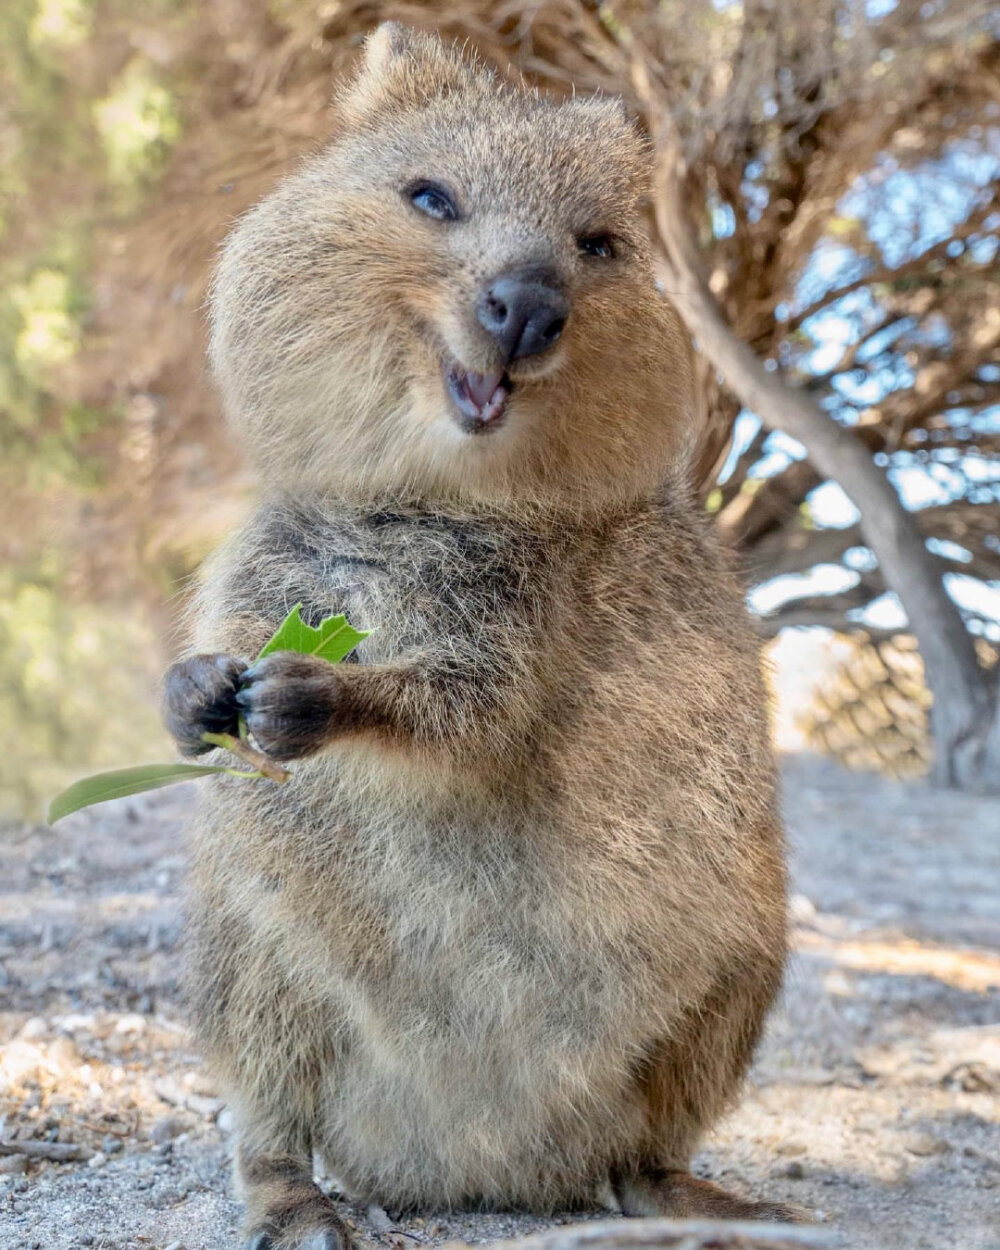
244 502 561 655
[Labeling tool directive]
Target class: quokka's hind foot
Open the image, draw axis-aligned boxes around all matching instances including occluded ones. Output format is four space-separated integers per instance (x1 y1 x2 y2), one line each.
240 1151 355 1250
247 1231 347 1250
614 1165 807 1223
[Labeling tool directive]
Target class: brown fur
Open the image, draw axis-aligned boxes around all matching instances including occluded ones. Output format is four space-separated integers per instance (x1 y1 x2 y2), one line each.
166 25 791 1246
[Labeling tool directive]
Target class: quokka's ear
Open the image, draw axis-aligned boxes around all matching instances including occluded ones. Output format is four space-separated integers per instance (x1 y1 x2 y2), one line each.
577 92 625 123
569 91 648 179
574 92 633 128
336 22 475 127
360 22 433 77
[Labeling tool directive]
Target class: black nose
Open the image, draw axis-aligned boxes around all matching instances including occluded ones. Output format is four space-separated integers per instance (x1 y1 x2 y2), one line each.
476 272 569 362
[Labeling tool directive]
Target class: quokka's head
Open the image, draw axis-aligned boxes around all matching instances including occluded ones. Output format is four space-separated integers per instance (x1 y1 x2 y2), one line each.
210 23 694 512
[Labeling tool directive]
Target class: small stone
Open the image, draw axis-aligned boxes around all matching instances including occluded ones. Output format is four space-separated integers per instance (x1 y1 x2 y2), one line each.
87 1151 107 1169
0 1040 46 1085
104 1032 135 1057
216 1106 234 1135
19 1018 47 1040
788 893 817 923
823 969 853 997
963 1145 1000 1171
153 1078 185 1107
102 1135 124 1155
793 1067 837 1087
114 1013 147 1035
56 1013 96 1034
783 1160 806 1179
905 1132 948 1157
776 1139 807 1156
855 1045 908 1079
367 1205 394 1233
0 1155 28 1175
942 1062 1000 1093
164 1242 186 1250
184 1093 223 1119
46 1036 80 1074
151 1115 184 1145
183 1070 218 1096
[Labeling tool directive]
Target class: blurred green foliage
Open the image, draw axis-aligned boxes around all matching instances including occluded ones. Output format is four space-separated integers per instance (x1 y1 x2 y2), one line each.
1 0 187 816
94 58 182 197
0 563 172 819
0 0 183 486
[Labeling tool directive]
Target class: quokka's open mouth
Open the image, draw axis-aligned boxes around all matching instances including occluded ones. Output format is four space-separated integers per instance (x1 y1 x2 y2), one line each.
444 359 512 434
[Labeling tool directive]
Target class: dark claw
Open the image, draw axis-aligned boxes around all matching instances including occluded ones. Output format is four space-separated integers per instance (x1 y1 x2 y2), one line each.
301 1231 350 1250
223 651 347 761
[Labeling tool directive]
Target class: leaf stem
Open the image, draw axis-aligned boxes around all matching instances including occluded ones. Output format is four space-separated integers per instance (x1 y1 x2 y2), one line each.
200 732 291 784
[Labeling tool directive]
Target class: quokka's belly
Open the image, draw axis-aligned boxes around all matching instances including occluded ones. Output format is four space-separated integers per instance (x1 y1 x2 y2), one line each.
285 831 653 1205
226 768 679 1206
315 984 652 1209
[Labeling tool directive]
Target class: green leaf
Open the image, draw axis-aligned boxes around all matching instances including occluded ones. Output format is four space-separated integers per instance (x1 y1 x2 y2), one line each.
257 602 370 665
47 606 370 826
48 763 231 824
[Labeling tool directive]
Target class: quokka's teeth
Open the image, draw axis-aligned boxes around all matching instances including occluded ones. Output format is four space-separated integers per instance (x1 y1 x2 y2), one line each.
464 369 506 410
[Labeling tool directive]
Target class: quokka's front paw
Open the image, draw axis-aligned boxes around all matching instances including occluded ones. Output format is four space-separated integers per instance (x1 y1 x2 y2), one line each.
162 654 249 755
235 652 356 761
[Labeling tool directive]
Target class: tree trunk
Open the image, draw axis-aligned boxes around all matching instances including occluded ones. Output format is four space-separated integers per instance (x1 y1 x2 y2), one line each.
647 134 999 790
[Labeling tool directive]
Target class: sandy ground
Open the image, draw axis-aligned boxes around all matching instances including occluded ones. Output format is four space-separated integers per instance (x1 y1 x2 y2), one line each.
1 753 998 1250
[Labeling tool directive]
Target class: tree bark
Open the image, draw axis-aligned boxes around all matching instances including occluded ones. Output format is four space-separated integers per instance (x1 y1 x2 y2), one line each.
643 120 999 789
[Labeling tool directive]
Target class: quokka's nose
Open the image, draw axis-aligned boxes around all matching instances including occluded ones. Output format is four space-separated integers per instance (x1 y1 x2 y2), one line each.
476 272 569 362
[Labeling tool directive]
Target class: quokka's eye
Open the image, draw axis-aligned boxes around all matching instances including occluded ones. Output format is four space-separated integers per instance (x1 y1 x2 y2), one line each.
407 181 459 222
578 234 616 259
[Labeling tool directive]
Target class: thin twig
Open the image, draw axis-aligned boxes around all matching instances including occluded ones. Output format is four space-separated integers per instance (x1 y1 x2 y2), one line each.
200 733 291 784
450 1217 841 1250
0 1140 92 1162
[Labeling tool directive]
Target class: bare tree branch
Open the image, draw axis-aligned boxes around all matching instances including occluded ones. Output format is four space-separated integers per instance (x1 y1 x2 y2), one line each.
780 203 999 335
630 64 996 785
